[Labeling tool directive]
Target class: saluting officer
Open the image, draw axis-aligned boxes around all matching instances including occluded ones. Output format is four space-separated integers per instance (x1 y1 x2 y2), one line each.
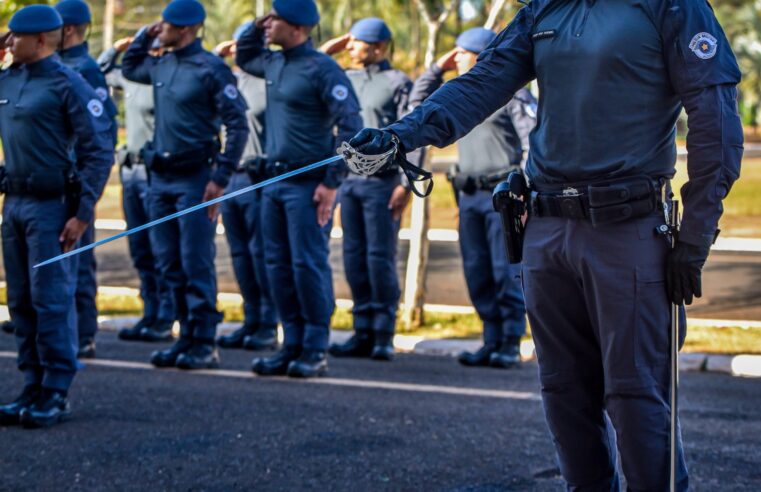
236 0 363 378
98 37 177 342
0 5 114 428
214 23 279 352
122 0 249 370
320 18 412 361
54 0 118 360
349 1 743 489
411 28 535 369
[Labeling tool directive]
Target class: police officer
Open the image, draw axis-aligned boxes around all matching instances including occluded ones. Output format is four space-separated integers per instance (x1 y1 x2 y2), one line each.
410 28 535 369
236 0 363 378
0 5 113 428
54 0 118 359
98 38 177 342
122 0 249 370
214 23 279 351
349 1 743 489
320 18 412 361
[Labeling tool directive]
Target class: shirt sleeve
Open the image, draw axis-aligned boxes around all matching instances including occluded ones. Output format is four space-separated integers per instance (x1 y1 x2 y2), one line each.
407 65 444 110
386 6 536 153
121 29 156 85
235 25 271 78
658 0 743 248
507 88 537 167
393 72 413 120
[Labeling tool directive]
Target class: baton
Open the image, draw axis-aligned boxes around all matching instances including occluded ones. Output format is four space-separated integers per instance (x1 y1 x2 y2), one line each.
668 199 681 492
34 154 343 268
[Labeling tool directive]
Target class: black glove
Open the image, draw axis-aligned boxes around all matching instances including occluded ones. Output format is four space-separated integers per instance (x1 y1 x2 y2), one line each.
666 240 711 305
348 128 399 156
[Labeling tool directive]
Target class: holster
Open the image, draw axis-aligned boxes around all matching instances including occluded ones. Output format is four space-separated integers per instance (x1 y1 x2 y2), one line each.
141 141 218 175
243 156 266 183
492 171 529 264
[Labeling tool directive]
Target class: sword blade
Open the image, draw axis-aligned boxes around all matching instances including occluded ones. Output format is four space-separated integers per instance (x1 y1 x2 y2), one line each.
34 155 343 269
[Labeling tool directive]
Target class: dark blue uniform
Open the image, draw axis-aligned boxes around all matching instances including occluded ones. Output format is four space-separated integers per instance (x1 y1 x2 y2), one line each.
0 55 113 392
59 42 118 353
122 32 249 347
236 26 362 356
383 1 743 489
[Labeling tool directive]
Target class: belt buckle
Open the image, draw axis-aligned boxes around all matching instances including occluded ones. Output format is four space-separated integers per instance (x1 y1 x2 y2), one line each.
559 187 585 219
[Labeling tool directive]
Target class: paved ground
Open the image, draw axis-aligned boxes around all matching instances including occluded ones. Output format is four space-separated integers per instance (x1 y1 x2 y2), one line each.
0 332 759 491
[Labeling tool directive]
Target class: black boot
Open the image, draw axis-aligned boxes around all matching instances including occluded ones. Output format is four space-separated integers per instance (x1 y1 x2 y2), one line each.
287 350 328 378
490 337 522 369
457 343 498 367
118 317 156 341
176 342 220 370
140 319 175 342
371 331 395 361
150 338 193 368
1 320 15 335
217 323 255 349
0 385 40 426
252 346 301 376
19 389 71 429
242 325 278 351
328 331 374 358
77 338 96 359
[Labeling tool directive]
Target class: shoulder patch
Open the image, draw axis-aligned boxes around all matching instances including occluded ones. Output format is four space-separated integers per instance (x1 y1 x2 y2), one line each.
95 87 109 102
331 84 349 102
223 84 239 100
689 32 718 60
87 99 104 118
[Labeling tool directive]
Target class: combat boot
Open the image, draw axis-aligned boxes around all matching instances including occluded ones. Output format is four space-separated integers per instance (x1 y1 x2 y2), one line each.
77 338 96 359
371 331 395 361
19 389 71 429
457 343 498 367
242 325 278 351
217 323 256 349
150 338 193 368
140 319 175 342
252 346 301 376
490 338 522 369
0 385 40 426
328 331 374 358
118 316 156 341
287 350 327 378
176 342 220 370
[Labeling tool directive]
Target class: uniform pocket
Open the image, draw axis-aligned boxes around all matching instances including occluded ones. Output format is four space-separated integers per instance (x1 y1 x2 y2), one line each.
634 265 670 369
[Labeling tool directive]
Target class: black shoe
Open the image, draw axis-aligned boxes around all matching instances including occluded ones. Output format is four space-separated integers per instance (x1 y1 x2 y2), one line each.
150 338 193 368
328 331 374 358
287 350 327 378
77 339 96 359
371 332 395 361
140 319 175 342
19 389 71 429
217 324 255 349
457 344 498 367
242 327 278 351
1 320 14 335
0 385 40 426
175 343 220 370
252 346 301 376
490 341 522 369
118 317 156 341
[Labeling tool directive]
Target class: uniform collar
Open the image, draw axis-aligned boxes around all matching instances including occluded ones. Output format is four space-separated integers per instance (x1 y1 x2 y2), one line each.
59 41 88 59
25 54 60 75
364 59 391 74
284 39 313 58
173 38 203 58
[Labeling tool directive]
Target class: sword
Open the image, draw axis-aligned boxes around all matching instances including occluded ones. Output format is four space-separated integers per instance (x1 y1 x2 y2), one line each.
34 154 343 269
668 198 681 492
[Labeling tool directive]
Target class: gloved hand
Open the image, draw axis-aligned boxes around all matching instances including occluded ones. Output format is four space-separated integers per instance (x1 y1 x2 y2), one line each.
348 128 399 156
666 240 711 305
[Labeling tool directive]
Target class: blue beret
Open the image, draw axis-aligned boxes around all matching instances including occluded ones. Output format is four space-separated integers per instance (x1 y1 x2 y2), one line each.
233 21 253 42
162 0 206 26
54 0 92 25
350 18 392 44
455 27 496 54
9 5 64 34
272 0 320 27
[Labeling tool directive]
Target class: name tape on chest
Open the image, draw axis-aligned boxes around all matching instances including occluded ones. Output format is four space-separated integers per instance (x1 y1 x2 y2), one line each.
532 30 556 41
689 32 718 60
331 84 349 102
223 84 239 100
87 99 104 118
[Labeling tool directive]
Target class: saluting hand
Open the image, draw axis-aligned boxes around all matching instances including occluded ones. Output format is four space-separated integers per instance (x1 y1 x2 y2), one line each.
388 185 410 221
255 14 273 30
436 48 459 72
146 21 163 38
214 40 237 58
59 218 89 253
203 181 225 222
320 34 351 56
313 184 337 227
114 37 133 52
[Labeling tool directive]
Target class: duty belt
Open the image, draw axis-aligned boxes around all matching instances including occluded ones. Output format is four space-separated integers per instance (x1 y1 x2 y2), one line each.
449 171 511 194
264 159 329 181
529 175 665 226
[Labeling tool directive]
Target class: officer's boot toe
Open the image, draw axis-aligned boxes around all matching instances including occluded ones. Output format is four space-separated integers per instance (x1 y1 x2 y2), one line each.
242 326 278 351
150 338 193 368
328 331 374 358
1 320 15 335
286 350 328 378
370 332 395 361
217 324 254 349
175 343 220 370
77 339 96 359
457 344 498 367
252 346 301 376
118 317 156 341
19 389 71 429
489 341 522 369
140 319 175 342
0 385 40 426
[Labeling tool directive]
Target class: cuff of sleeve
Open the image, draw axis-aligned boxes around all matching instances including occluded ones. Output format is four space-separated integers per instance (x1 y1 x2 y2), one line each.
678 227 718 250
75 205 93 224
322 170 343 189
429 64 444 78
212 165 232 189
133 29 154 48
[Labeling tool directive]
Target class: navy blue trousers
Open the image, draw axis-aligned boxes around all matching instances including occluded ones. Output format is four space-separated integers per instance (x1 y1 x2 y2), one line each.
340 176 401 335
221 172 277 330
522 213 689 491
2 196 79 391
75 220 97 343
458 190 526 345
121 165 174 322
148 167 221 341
261 180 334 351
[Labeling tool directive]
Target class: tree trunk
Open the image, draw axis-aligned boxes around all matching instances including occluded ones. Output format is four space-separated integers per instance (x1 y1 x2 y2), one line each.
103 0 115 49
484 0 508 30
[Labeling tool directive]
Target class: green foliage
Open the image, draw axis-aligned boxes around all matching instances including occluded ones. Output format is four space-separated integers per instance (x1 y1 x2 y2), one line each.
0 0 49 27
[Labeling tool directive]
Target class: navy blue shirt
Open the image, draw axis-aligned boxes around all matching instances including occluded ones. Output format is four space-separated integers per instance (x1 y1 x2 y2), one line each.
388 0 743 248
236 26 363 188
0 55 115 223
122 33 249 188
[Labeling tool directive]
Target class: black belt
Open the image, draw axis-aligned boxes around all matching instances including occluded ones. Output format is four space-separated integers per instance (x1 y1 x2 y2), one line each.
529 175 666 226
264 159 328 181
449 171 510 194
122 153 145 169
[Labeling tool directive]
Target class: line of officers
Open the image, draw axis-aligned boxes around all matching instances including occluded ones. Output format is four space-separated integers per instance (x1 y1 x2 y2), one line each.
0 0 536 428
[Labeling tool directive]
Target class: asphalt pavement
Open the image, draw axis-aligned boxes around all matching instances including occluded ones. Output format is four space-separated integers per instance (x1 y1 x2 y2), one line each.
0 332 759 491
